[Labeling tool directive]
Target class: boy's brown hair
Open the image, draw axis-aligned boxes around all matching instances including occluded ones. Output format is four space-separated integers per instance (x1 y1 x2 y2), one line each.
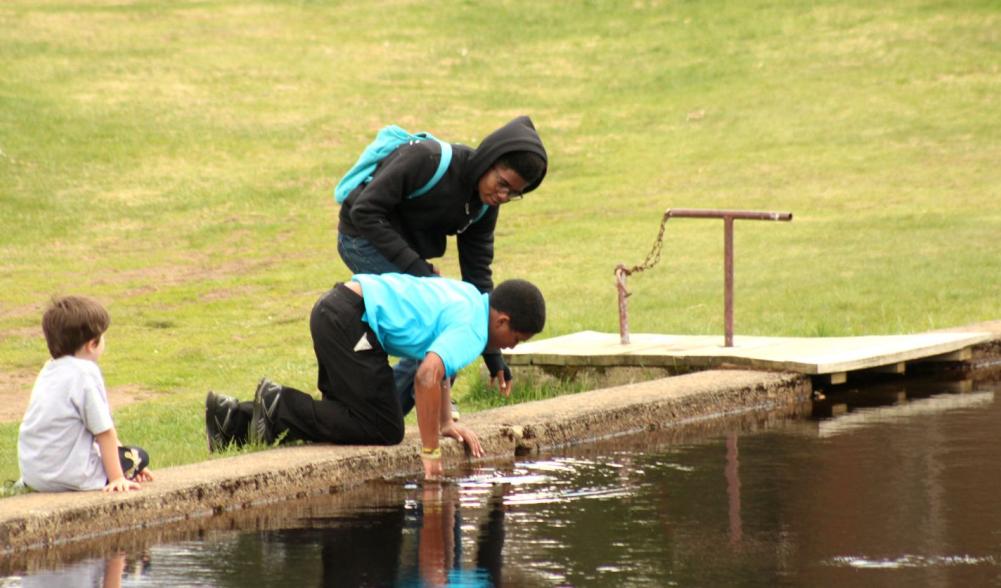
42 296 111 358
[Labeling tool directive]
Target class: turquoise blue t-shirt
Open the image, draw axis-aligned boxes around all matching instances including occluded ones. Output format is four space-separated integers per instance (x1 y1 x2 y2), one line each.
353 273 490 378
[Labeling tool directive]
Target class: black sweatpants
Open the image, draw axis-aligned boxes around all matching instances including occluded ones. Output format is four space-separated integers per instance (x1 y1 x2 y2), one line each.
269 283 405 446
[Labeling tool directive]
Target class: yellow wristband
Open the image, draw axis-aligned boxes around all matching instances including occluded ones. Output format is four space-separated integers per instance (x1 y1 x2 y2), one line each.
421 447 441 459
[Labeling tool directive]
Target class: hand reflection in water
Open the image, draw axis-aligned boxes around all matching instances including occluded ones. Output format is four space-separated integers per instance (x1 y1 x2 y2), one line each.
419 484 454 585
103 554 124 588
416 481 505 587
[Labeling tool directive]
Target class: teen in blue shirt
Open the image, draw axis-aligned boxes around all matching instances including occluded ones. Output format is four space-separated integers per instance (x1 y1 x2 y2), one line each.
206 273 545 480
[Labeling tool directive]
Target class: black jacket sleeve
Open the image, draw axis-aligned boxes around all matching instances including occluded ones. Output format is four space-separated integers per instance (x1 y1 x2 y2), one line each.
347 143 439 276
457 205 497 293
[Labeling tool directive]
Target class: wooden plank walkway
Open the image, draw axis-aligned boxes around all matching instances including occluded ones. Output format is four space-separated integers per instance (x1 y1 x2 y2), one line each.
504 330 993 378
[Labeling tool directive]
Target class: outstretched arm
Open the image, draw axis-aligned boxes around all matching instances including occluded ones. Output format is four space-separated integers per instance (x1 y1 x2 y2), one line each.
415 353 446 479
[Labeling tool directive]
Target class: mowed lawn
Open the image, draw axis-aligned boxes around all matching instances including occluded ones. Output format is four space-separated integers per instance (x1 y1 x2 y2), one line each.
0 0 998 483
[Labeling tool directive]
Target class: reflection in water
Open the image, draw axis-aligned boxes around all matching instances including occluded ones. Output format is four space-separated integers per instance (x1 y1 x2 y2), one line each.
4 377 1000 587
725 432 742 549
815 389 993 437
825 554 999 569
9 553 150 588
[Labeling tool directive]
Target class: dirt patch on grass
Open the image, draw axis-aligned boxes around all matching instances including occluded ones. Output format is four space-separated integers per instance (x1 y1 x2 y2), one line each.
0 325 42 340
0 369 154 424
0 302 45 322
104 256 279 299
1 252 295 324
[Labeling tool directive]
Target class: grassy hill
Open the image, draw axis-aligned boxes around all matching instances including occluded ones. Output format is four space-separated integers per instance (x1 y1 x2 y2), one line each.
1 0 997 481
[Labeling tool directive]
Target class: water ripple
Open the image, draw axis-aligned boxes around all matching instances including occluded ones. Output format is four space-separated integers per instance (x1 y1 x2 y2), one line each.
825 554 999 569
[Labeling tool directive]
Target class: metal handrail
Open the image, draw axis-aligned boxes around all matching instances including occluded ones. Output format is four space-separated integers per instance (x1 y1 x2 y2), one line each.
615 208 793 347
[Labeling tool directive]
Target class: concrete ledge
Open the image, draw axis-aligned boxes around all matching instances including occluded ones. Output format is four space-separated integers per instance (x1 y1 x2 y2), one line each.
0 369 810 554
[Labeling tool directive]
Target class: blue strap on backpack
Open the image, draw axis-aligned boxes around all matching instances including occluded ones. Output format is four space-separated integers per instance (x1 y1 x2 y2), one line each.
334 125 453 204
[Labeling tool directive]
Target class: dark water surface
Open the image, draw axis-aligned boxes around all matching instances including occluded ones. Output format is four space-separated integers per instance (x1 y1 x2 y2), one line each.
4 377 1000 587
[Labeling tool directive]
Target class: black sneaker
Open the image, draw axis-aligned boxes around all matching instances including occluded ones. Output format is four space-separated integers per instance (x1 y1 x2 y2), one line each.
206 391 240 452
249 378 282 446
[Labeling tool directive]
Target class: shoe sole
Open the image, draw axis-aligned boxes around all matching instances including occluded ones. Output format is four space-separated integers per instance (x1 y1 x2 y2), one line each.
205 391 222 452
249 380 262 446
206 391 237 452
250 378 275 446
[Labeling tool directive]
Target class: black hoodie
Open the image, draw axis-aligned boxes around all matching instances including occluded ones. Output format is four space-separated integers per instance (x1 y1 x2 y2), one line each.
337 116 548 293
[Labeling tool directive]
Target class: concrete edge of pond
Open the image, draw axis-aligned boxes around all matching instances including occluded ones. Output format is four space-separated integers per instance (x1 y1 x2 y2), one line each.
3 319 999 556
1 369 813 555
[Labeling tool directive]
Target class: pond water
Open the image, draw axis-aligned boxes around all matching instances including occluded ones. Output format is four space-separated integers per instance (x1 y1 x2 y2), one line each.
3 376 1000 587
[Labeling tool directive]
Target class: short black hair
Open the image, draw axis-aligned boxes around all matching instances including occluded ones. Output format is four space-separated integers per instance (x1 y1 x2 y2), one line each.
496 152 546 187
490 279 545 334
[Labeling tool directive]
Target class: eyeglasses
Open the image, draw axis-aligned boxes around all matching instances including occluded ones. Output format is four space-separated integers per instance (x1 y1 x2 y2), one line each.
494 168 524 201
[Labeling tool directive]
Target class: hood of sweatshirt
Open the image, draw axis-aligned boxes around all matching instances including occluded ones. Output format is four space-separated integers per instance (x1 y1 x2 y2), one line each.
465 116 548 194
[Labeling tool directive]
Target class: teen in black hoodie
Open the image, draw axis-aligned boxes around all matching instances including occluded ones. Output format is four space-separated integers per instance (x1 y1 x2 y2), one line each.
337 115 548 409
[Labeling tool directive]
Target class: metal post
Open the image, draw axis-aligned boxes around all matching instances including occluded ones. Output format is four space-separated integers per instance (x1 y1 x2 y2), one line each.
615 265 630 345
724 216 735 347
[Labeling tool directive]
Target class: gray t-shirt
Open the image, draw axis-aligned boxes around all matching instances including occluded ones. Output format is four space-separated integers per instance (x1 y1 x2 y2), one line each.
18 356 115 491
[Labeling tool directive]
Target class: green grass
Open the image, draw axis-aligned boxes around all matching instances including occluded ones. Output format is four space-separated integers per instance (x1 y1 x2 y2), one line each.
1 0 998 484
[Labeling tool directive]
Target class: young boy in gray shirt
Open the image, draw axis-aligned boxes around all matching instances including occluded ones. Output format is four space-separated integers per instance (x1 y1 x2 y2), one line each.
18 296 153 492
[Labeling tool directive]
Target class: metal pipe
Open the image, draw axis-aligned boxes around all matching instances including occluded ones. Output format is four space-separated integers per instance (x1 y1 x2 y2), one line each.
667 208 793 222
724 216 734 347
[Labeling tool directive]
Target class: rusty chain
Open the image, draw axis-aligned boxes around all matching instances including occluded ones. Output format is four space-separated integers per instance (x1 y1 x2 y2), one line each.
615 210 671 277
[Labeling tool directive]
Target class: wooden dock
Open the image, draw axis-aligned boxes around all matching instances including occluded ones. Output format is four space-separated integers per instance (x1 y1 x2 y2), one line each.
504 330 993 383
